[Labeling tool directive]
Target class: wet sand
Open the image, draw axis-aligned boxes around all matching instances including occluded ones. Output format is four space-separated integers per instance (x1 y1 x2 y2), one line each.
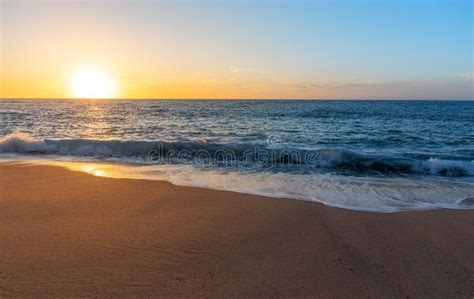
1 162 473 297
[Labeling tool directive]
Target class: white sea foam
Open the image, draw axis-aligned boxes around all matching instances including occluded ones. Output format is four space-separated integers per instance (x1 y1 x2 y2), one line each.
134 164 474 212
3 158 473 213
0 132 154 157
1 131 474 212
411 157 474 176
0 132 50 153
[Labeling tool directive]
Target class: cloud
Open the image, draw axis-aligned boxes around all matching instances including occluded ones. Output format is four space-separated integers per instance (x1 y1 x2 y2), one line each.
456 72 474 80
278 79 474 100
282 79 385 90
229 66 265 75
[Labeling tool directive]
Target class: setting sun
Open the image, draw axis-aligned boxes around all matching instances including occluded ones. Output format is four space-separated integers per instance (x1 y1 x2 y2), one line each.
69 68 117 99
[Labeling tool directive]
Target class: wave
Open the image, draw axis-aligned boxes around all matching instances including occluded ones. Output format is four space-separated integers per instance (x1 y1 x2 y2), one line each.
1 132 474 177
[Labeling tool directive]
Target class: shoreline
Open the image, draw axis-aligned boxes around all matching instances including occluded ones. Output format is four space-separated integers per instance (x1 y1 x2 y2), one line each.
2 157 473 213
1 163 473 297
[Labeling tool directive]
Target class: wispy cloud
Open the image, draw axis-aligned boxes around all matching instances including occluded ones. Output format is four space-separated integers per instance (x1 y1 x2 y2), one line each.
229 66 265 75
276 79 474 100
455 72 474 80
282 79 385 90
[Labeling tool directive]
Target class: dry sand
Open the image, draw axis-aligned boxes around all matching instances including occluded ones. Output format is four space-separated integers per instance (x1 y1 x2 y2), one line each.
1 162 473 297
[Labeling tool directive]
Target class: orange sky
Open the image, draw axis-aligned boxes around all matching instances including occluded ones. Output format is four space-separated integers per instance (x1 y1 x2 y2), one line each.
1 1 472 99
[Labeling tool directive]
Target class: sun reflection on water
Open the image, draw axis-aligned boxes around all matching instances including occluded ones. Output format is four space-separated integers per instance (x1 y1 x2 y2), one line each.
81 165 108 177
23 160 128 179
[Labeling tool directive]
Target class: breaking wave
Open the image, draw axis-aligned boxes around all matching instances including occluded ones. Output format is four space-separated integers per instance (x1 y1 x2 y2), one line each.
1 132 473 177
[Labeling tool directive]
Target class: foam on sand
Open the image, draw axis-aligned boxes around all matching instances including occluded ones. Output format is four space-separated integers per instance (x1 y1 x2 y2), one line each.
5 159 474 213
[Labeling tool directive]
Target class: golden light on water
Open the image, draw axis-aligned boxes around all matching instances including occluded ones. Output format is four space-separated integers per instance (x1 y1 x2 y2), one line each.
69 67 117 99
81 165 108 177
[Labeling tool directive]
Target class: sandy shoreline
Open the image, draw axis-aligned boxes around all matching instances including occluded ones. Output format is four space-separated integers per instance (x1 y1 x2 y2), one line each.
1 162 473 297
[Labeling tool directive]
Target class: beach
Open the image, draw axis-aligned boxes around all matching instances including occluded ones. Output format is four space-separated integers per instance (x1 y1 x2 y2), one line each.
1 162 473 297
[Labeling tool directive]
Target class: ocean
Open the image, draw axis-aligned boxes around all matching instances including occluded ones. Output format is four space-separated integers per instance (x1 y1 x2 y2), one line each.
1 99 473 212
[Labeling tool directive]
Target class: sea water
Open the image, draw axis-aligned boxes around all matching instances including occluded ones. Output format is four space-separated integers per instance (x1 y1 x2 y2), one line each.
1 99 473 212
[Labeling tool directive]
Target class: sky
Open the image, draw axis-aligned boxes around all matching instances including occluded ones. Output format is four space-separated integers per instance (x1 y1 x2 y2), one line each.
0 0 473 99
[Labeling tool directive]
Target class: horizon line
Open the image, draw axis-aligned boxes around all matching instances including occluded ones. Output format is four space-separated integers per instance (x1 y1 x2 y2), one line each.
1 97 474 101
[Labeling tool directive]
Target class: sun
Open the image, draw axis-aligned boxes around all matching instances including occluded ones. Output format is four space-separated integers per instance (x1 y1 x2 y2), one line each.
70 67 117 99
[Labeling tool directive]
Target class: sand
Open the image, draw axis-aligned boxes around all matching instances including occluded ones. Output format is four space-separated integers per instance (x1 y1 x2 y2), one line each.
1 162 473 297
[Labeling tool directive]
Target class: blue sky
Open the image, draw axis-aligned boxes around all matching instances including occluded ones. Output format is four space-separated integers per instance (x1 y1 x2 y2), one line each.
1 0 473 99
